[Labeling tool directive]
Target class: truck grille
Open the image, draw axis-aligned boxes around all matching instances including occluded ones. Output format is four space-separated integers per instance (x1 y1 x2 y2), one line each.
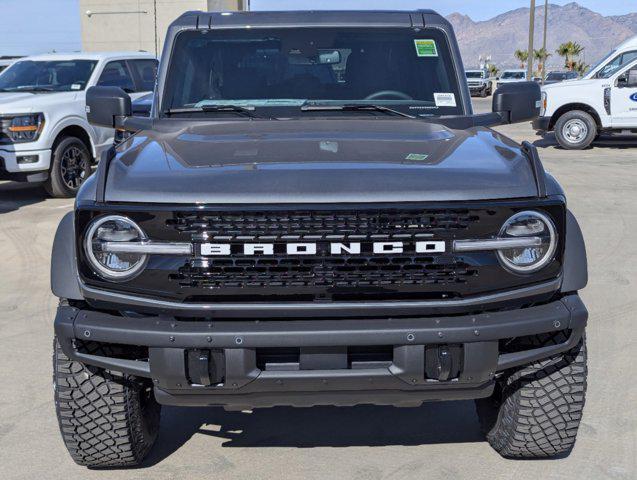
164 208 491 299
77 203 564 303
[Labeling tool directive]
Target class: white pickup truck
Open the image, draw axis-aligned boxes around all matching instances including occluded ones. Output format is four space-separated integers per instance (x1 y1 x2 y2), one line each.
534 35 637 149
0 52 157 196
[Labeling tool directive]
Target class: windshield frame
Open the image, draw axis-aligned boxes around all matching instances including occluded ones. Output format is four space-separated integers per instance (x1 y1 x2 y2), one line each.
0 59 98 93
157 25 470 120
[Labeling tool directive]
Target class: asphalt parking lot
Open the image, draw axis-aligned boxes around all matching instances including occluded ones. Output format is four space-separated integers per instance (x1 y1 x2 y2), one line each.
0 96 635 479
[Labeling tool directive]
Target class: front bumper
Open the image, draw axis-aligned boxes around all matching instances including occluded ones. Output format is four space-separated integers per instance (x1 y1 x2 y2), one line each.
532 116 551 132
54 294 587 409
0 147 51 182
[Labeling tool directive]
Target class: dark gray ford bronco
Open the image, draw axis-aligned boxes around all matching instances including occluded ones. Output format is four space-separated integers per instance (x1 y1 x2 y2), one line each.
52 10 588 467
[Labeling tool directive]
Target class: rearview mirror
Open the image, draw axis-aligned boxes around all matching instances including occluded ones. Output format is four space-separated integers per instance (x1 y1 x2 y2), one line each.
86 86 131 128
318 50 342 64
492 81 541 124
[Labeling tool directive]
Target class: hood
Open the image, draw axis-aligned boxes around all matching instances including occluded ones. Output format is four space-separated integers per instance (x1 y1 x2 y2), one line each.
105 118 539 204
0 91 78 112
542 78 599 91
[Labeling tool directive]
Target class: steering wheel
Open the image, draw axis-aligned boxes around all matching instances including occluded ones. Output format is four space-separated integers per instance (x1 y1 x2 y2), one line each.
365 90 413 100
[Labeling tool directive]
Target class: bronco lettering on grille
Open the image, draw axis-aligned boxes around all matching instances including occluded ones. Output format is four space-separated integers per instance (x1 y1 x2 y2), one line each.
200 241 446 256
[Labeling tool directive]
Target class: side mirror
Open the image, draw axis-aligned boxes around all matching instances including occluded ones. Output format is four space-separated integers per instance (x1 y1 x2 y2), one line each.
616 73 629 88
492 81 541 124
86 86 131 128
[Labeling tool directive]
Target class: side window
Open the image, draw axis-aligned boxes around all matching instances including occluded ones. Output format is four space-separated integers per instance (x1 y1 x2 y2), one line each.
128 59 158 92
97 61 135 92
598 51 637 78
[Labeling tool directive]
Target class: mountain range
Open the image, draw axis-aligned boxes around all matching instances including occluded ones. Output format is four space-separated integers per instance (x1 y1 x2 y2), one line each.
446 2 637 69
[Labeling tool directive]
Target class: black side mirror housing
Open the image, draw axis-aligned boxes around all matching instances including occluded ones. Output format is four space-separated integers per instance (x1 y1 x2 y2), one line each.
616 73 628 88
492 81 541 124
86 86 132 128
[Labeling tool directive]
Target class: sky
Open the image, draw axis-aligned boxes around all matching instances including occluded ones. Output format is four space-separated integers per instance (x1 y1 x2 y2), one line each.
0 0 634 56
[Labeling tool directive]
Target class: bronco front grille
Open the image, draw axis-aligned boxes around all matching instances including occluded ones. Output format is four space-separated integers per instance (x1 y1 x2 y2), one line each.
77 203 565 303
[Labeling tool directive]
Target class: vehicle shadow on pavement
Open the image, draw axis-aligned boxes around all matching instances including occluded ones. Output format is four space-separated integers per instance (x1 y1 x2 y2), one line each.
141 401 483 467
533 133 637 150
0 181 47 213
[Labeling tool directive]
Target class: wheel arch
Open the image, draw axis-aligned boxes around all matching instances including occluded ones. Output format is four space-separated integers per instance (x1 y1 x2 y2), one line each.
48 114 97 159
549 103 602 131
561 210 588 293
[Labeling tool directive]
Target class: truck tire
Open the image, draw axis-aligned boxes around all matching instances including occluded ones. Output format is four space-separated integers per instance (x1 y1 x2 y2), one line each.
44 136 92 198
53 338 160 468
554 111 597 150
475 332 587 458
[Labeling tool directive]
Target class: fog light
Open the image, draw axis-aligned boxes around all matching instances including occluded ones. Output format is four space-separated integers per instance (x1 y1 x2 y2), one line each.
17 155 38 164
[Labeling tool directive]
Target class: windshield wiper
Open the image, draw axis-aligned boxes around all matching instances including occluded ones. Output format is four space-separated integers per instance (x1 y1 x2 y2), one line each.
14 86 55 92
164 105 263 118
301 104 415 118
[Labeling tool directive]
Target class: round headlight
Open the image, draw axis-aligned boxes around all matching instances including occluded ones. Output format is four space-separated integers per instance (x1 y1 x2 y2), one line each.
497 211 557 274
84 215 147 280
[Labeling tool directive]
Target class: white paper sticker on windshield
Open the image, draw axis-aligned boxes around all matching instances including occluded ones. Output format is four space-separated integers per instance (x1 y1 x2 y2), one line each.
414 39 438 57
71 83 82 90
434 92 456 107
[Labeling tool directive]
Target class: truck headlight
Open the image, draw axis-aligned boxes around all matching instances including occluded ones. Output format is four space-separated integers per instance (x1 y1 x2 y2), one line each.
540 91 547 116
1 113 45 143
85 215 148 280
497 211 557 273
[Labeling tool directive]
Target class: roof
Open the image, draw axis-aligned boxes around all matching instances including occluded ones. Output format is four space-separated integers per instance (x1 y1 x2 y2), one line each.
169 9 444 29
17 51 156 62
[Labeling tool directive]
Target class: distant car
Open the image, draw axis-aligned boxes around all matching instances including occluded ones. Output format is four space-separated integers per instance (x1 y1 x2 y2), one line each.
496 69 527 89
0 52 157 197
0 57 21 74
544 71 579 85
465 68 492 97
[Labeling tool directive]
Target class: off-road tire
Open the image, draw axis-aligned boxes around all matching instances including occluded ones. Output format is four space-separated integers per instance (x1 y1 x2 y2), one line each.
44 136 92 198
554 110 597 150
476 332 587 458
53 338 161 468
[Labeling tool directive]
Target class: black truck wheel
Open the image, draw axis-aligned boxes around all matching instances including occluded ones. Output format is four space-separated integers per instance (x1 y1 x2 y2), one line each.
554 110 597 150
476 332 587 458
53 338 160 468
44 136 92 198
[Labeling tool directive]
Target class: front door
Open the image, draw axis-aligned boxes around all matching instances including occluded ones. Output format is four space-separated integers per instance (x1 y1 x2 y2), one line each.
610 62 637 128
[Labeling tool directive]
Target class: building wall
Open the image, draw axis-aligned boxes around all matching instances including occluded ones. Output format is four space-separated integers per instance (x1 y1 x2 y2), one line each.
79 0 247 56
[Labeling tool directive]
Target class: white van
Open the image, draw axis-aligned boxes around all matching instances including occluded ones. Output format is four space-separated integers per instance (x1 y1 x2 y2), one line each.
0 52 157 196
534 35 637 149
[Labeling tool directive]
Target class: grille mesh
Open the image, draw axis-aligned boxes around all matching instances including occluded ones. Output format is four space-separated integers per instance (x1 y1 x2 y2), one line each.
166 209 489 293
166 209 483 239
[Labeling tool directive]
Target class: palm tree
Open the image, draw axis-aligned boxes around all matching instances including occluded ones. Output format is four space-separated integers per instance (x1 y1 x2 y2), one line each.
534 47 551 79
556 41 585 71
487 64 500 78
573 60 590 77
514 49 529 68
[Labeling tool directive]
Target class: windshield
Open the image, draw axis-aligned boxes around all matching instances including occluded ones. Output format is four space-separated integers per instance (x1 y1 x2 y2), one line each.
465 71 484 79
163 28 464 116
0 60 97 92
501 71 525 79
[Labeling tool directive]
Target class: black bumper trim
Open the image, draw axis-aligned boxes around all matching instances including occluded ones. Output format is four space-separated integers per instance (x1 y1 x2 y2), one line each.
532 116 551 131
80 277 562 318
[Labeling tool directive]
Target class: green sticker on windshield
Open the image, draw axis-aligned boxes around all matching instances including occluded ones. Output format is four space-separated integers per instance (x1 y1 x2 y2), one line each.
414 39 438 57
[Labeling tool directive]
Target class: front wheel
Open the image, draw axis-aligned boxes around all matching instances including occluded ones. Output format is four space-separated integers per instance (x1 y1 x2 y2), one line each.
554 111 597 150
53 338 161 468
44 136 92 198
476 332 587 458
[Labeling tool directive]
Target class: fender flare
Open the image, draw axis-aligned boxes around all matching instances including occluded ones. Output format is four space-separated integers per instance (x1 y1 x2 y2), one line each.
562 209 588 292
51 212 83 300
48 115 98 158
